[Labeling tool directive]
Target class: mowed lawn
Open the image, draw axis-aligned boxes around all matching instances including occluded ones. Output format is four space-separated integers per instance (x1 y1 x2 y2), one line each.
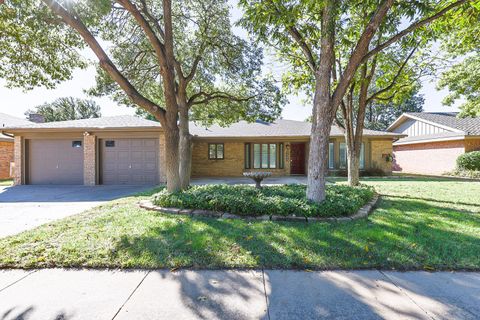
0 177 479 270
0 179 13 186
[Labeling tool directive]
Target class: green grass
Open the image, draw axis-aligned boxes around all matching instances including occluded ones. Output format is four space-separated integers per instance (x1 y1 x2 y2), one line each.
0 177 479 270
0 179 12 186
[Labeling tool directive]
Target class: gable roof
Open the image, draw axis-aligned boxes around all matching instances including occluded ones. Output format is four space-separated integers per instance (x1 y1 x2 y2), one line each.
388 112 480 135
0 113 31 141
4 115 402 139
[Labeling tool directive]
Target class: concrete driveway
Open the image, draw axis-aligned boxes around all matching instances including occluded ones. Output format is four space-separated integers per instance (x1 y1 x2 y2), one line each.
0 185 152 238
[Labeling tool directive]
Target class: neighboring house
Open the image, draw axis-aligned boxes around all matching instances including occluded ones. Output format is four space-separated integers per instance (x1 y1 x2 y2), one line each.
0 113 32 180
387 112 480 175
4 115 403 185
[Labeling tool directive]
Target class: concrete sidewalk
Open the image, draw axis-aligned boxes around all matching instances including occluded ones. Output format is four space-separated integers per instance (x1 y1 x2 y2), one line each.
0 269 478 320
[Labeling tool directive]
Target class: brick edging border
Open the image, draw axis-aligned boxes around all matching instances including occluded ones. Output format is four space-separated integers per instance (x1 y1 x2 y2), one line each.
138 194 380 223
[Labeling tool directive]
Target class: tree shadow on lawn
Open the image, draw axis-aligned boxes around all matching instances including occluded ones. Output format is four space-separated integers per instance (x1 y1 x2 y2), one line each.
111 196 480 319
383 194 480 211
114 197 480 271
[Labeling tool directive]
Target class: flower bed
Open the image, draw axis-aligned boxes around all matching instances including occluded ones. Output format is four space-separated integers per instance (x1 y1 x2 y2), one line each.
152 184 375 218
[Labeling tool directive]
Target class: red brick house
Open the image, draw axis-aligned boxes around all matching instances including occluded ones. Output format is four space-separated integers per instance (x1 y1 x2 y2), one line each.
0 113 32 180
387 112 480 175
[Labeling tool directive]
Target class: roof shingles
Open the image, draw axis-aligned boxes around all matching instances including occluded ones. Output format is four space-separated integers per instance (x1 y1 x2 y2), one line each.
0 113 31 141
4 115 401 138
405 112 480 135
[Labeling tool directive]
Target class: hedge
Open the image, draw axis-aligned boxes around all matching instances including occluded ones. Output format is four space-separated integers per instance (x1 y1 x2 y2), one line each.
456 151 480 171
152 184 375 218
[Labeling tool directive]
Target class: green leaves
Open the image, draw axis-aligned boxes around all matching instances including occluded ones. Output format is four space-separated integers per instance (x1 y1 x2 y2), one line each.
438 55 480 117
2 0 284 125
456 151 480 171
0 0 87 89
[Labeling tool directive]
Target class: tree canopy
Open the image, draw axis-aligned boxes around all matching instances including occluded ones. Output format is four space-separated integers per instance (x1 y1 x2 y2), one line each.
365 92 424 130
0 0 284 125
436 1 480 117
239 0 474 201
25 97 101 122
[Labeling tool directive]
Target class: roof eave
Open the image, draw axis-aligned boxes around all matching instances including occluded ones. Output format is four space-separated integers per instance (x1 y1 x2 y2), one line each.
3 126 163 134
388 113 464 133
393 134 466 146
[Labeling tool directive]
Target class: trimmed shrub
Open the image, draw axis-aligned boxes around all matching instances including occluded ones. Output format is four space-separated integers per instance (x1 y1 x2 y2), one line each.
152 184 375 218
446 168 480 179
456 151 480 171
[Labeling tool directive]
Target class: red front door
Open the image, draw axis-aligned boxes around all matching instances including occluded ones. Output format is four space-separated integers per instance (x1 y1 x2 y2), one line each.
290 143 306 174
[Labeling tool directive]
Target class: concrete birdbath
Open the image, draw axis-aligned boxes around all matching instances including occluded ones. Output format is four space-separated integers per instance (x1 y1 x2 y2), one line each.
243 172 272 189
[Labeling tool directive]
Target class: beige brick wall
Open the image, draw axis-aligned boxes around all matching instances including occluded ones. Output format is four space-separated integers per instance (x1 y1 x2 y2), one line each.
393 140 465 175
465 138 480 152
191 140 290 177
0 141 14 180
83 134 96 186
191 138 392 177
370 139 393 174
13 136 23 185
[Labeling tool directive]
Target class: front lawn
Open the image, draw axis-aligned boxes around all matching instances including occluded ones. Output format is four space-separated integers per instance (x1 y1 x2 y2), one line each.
0 177 479 270
0 179 12 186
153 184 374 217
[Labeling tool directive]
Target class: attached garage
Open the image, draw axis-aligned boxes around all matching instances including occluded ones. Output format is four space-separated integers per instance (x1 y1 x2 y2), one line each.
101 138 159 185
28 139 84 185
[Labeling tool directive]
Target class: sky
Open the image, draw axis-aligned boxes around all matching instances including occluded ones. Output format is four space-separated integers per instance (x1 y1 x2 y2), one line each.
0 2 460 121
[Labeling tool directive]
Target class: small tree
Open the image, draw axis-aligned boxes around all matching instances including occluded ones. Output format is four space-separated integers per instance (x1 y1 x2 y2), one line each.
25 97 101 122
336 43 434 186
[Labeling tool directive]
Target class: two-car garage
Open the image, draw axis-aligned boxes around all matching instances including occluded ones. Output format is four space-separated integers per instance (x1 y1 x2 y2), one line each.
7 115 165 186
26 137 160 185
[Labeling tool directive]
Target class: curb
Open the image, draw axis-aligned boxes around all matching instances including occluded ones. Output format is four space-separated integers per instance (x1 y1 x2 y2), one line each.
138 194 380 223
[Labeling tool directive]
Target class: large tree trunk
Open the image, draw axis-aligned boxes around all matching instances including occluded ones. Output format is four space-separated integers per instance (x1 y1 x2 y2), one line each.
346 142 361 186
306 0 335 203
178 107 192 189
307 108 334 202
163 124 181 192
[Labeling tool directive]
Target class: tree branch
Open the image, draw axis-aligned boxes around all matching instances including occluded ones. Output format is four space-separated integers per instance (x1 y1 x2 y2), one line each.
41 0 165 120
271 3 317 72
139 0 166 40
116 0 168 70
361 0 468 64
188 91 255 106
367 46 417 103
332 0 395 109
286 26 317 72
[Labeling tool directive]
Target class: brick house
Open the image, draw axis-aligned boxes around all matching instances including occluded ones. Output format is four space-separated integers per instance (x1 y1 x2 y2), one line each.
0 113 31 180
4 115 403 185
387 112 480 175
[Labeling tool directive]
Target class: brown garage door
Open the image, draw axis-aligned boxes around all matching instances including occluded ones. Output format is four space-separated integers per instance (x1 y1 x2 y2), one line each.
101 138 159 185
28 139 84 185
